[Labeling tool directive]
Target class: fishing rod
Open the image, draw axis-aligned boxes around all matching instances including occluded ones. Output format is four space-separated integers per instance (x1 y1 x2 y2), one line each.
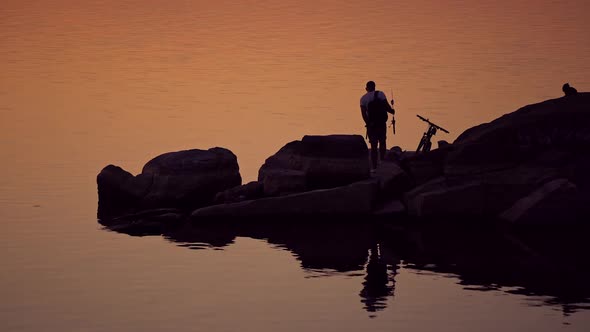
389 88 396 135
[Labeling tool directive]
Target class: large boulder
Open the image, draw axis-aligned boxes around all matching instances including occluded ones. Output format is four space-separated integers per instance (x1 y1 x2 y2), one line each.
447 93 590 176
140 147 241 206
97 147 241 219
404 93 590 223
97 165 152 219
404 177 487 219
258 135 371 196
260 169 307 197
499 178 583 225
404 165 562 220
370 161 412 198
400 145 454 186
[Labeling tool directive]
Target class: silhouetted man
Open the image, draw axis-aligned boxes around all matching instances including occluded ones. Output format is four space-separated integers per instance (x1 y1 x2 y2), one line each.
360 81 395 170
562 83 578 96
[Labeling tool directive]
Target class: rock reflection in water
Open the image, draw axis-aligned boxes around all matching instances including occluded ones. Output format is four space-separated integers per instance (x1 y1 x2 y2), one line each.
398 225 590 317
161 219 398 315
101 218 590 317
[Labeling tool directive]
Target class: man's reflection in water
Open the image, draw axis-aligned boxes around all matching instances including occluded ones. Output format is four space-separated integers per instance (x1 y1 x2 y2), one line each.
360 243 399 316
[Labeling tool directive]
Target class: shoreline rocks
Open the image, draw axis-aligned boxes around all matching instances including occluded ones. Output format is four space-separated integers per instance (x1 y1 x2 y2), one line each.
97 147 241 219
97 93 590 228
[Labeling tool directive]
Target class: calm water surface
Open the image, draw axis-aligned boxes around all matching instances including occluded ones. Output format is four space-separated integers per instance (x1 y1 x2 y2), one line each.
1 1 590 331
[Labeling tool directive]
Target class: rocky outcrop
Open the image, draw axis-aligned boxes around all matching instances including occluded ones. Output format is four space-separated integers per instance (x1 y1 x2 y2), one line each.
97 135 405 223
97 94 590 228
404 93 590 224
447 93 590 176
258 135 370 196
97 148 241 219
190 159 412 221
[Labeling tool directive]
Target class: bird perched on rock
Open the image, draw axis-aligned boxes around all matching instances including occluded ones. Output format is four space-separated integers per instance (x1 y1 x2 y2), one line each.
562 83 578 96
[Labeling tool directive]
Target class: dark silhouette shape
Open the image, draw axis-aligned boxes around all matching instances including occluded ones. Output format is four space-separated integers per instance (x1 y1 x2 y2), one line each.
416 115 449 153
562 83 578 96
360 81 396 170
100 215 590 317
400 225 590 316
359 244 398 316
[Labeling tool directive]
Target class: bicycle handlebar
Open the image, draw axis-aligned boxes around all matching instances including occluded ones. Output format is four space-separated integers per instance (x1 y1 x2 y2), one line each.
416 114 450 134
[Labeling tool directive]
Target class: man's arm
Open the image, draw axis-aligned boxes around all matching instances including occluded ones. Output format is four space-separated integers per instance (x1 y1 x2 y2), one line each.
379 91 395 115
360 105 369 125
387 103 395 115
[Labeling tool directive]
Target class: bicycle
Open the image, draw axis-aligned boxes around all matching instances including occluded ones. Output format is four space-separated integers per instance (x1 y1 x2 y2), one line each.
416 114 449 153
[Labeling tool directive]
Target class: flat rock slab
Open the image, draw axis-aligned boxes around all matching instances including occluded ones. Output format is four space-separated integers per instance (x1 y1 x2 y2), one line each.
500 178 582 225
372 198 406 216
190 180 379 219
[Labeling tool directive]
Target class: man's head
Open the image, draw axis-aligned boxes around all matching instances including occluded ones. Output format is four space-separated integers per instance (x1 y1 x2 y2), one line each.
365 81 376 92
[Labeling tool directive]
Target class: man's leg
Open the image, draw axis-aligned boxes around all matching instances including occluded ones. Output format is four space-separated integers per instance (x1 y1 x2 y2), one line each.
379 136 387 161
367 126 378 170
370 140 379 170
378 123 387 162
